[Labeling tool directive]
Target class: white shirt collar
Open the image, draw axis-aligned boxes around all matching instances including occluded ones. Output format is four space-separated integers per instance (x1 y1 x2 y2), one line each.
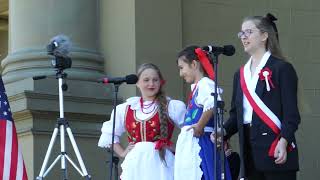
190 77 210 91
244 51 271 74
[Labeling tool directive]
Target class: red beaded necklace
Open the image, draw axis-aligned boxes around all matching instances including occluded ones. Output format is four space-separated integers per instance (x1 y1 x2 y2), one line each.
140 97 157 114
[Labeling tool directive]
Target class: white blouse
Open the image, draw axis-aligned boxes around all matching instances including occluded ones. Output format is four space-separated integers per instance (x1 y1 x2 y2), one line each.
98 97 186 148
243 51 271 124
190 77 222 112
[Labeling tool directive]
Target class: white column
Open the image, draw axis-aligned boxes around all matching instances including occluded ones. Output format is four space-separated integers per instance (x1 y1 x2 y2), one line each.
2 0 104 83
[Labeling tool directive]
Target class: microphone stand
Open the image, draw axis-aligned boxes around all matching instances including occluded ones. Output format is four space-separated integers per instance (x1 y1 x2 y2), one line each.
107 83 121 180
207 51 226 180
100 74 138 180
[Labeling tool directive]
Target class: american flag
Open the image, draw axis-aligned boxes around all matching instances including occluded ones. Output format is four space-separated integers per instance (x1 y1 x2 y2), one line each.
0 78 28 180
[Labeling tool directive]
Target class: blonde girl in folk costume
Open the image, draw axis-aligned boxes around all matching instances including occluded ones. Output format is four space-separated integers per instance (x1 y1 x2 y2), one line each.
174 46 232 180
221 13 300 180
98 63 186 180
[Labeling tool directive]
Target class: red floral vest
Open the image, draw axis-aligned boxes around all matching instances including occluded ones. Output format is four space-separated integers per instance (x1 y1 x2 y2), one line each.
125 105 174 143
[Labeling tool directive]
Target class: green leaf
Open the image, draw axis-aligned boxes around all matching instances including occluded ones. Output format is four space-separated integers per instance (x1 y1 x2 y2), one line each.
185 117 192 122
192 109 198 119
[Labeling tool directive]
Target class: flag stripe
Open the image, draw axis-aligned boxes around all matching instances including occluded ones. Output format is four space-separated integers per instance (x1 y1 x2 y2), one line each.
0 121 6 179
10 123 18 180
23 164 28 180
4 121 13 180
16 146 23 180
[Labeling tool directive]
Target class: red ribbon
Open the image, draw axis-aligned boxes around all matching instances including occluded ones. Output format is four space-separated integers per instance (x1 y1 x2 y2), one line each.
194 48 215 80
160 79 166 86
269 135 281 157
259 67 275 89
155 138 173 150
268 135 293 157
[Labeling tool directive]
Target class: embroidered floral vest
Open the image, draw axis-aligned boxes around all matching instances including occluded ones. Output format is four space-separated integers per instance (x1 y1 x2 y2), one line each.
125 105 174 143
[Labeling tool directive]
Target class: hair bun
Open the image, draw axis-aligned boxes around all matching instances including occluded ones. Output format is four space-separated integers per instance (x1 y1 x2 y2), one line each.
265 13 279 42
266 13 278 22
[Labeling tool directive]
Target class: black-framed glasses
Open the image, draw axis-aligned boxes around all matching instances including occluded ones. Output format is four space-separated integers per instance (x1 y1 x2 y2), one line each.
237 29 256 38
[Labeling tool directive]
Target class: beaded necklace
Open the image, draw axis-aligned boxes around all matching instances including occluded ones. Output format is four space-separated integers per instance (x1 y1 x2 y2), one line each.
140 97 157 114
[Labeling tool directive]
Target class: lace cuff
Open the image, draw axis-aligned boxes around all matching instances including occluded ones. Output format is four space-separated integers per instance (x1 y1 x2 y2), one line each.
98 133 120 148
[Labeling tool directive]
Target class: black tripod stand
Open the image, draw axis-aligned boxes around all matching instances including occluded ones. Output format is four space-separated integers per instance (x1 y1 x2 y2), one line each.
36 69 91 180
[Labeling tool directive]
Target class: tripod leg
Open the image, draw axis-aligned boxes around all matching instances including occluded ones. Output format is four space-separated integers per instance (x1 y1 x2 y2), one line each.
60 125 68 180
43 155 62 177
66 127 91 179
37 127 59 178
64 154 84 175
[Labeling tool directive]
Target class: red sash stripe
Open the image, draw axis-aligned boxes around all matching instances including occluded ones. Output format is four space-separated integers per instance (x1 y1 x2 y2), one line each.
240 67 283 157
240 67 280 134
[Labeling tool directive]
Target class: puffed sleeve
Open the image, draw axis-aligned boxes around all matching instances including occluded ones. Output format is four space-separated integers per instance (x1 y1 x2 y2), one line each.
168 100 186 128
98 103 127 148
196 77 222 112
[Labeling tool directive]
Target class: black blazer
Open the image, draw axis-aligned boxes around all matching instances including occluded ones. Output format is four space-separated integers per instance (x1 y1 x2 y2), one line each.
224 55 300 173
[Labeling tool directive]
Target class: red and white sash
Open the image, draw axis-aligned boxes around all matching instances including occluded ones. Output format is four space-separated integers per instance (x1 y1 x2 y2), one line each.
240 66 293 157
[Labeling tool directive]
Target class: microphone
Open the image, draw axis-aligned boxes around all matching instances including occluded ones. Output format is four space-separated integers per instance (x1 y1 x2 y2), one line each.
47 34 73 69
202 45 235 56
47 34 72 58
98 74 138 85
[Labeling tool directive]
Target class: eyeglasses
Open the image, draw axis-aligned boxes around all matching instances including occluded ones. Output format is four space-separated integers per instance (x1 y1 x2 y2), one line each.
237 29 257 39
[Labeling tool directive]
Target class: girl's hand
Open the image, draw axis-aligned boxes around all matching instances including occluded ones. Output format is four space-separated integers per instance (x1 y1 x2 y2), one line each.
274 138 288 164
120 142 135 158
210 132 223 148
210 127 226 148
187 123 204 137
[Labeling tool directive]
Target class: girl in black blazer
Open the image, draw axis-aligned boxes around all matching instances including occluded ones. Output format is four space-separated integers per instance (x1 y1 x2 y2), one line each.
215 13 300 180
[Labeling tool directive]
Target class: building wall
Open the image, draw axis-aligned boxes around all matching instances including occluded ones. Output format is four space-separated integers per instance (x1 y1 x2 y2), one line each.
99 0 137 99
